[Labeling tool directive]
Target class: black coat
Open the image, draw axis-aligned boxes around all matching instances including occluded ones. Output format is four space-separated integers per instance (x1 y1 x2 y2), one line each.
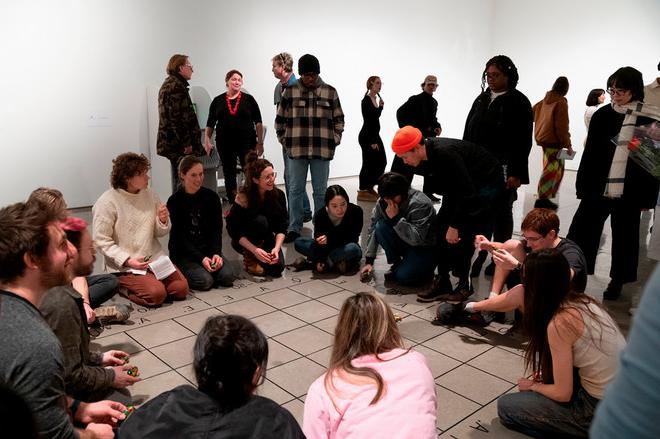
463 88 533 184
118 385 305 439
576 104 659 208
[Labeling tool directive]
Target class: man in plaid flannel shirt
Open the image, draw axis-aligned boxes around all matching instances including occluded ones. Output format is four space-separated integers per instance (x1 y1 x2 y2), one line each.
275 54 345 242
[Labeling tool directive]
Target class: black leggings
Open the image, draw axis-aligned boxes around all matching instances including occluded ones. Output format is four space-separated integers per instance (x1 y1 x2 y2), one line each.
358 133 386 190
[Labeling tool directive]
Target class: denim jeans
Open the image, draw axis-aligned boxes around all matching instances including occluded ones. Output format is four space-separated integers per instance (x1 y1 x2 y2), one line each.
374 220 435 285
87 274 120 308
177 259 234 290
498 386 599 438
294 237 362 269
282 148 312 220
288 158 330 233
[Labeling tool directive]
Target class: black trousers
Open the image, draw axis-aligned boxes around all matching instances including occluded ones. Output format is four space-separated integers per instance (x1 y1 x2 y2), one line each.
231 215 285 277
567 197 641 283
219 141 253 199
358 135 386 190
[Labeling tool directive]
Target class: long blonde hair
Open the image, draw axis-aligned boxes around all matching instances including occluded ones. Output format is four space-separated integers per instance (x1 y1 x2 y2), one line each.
325 292 405 405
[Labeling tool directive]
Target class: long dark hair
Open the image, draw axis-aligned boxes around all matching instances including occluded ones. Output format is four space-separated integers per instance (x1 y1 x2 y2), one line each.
240 151 277 208
324 185 350 206
522 249 614 384
194 315 268 410
586 88 605 106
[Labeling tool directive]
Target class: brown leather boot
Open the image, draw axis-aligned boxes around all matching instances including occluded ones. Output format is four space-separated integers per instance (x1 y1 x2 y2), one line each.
243 250 265 276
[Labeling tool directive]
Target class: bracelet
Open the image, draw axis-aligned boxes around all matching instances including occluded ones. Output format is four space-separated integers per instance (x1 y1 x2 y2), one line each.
70 399 81 418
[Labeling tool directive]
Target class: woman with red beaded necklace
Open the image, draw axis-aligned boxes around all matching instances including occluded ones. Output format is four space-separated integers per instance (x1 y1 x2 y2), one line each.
205 70 264 202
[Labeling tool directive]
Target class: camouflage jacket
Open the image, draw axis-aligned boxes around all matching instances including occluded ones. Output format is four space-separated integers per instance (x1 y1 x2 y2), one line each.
157 74 202 161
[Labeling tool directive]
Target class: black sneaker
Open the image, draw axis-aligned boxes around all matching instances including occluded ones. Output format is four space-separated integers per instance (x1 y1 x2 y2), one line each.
603 280 623 300
283 231 300 243
417 275 452 303
534 198 559 210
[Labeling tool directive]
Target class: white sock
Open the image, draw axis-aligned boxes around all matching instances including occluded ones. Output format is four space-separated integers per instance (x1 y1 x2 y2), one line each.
488 291 499 299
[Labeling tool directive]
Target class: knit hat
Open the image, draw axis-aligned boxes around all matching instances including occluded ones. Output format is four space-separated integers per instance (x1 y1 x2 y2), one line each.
298 54 320 75
391 126 423 154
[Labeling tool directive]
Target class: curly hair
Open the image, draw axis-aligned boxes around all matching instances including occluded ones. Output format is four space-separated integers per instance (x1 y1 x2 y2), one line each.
272 52 294 73
110 153 150 190
481 55 519 91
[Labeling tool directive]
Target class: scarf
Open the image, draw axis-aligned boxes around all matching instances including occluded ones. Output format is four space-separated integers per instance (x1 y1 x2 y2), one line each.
605 101 660 198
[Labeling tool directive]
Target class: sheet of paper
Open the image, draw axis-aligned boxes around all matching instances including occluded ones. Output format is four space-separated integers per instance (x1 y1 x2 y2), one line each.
148 255 176 280
558 149 576 160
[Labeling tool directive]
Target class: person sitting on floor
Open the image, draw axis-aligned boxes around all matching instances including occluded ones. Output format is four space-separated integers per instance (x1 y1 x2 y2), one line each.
360 172 436 285
294 185 363 274
93 152 189 307
496 249 626 438
434 208 587 325
40 217 139 406
226 152 287 277
28 187 125 324
167 155 234 290
119 314 305 438
303 292 437 438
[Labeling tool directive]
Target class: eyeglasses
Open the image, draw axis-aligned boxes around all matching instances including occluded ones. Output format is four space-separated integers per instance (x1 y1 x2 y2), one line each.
607 87 627 96
486 72 503 79
262 172 277 181
523 234 544 243
425 83 438 87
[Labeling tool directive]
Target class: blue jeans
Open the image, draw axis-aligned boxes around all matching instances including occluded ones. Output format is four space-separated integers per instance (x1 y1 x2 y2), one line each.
294 237 362 269
282 148 312 220
177 258 234 290
498 386 598 438
374 220 435 285
87 274 120 308
288 158 330 233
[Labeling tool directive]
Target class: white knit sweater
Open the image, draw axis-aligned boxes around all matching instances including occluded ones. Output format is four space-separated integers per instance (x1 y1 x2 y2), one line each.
92 187 170 272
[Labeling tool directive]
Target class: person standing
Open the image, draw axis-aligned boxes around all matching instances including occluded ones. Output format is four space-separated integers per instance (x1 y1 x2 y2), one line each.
392 75 442 199
206 70 264 203
157 54 205 192
567 67 660 300
584 88 606 130
533 76 573 210
275 54 345 243
357 76 386 202
271 52 312 222
463 55 533 277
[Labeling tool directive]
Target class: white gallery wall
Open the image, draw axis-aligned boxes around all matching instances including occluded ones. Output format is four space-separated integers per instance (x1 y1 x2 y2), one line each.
0 0 658 207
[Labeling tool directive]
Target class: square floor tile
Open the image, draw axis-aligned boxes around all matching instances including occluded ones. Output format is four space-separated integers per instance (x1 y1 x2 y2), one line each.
216 297 276 318
436 365 514 405
308 346 332 369
324 273 376 293
150 335 196 369
283 300 338 323
439 400 528 438
257 288 311 309
468 347 528 384
131 370 190 405
414 345 461 379
90 331 144 354
267 339 302 369
252 311 306 337
435 384 481 431
289 279 344 298
398 315 449 343
268 357 325 397
312 315 339 335
316 290 355 309
282 398 305 427
128 320 194 348
273 325 334 356
176 364 196 385
175 308 223 334
422 330 493 362
256 379 296 405
126 349 171 380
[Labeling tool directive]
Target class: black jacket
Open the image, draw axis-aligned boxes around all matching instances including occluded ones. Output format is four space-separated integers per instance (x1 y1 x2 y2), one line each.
463 88 533 184
396 92 441 137
576 104 659 208
118 385 305 439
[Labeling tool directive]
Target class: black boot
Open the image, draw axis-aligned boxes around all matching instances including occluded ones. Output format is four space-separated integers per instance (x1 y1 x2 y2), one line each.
603 280 623 301
417 274 452 303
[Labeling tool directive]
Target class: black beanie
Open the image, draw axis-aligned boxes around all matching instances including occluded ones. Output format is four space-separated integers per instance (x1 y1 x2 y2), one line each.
298 54 320 75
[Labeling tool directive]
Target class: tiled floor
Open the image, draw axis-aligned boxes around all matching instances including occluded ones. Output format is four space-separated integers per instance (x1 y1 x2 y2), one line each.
81 170 656 438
